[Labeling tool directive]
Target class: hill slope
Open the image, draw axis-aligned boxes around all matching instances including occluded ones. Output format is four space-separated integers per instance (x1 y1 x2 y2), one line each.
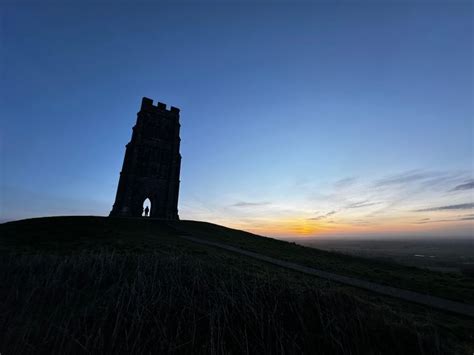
1 216 473 354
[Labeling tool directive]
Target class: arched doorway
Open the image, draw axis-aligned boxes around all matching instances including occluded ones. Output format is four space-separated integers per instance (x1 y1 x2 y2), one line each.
142 198 151 217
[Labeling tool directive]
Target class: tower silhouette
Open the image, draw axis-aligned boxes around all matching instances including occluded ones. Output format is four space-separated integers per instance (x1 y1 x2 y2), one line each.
110 97 181 219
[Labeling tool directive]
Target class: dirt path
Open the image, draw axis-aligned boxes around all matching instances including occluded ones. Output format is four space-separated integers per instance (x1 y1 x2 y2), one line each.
178 234 474 318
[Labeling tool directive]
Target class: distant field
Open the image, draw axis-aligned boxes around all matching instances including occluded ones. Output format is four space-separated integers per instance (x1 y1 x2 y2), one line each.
297 238 474 274
171 221 474 304
1 217 473 354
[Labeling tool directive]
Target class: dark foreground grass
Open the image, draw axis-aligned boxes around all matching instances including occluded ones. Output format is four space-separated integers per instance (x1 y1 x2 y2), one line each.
1 251 468 354
1 217 473 354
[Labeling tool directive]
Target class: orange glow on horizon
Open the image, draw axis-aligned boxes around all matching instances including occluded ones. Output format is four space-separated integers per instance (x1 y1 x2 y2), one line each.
218 216 473 238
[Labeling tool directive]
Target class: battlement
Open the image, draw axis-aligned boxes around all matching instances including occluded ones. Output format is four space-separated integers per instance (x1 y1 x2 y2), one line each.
141 97 180 114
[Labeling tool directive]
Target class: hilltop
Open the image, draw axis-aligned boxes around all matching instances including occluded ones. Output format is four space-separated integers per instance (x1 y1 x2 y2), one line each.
1 216 473 354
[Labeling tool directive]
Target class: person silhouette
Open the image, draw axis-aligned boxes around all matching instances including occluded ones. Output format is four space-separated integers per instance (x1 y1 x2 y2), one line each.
144 206 150 217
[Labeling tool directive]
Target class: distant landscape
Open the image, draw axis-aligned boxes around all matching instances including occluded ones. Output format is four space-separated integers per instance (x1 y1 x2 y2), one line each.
297 238 474 275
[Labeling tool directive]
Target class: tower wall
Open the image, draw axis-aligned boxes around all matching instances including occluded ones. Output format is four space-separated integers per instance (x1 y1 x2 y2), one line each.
110 97 181 219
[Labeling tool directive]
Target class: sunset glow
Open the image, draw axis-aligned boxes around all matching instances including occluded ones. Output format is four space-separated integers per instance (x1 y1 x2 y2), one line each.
1 2 472 238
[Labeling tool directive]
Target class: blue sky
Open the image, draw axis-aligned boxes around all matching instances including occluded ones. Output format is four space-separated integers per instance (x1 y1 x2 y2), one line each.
1 1 473 238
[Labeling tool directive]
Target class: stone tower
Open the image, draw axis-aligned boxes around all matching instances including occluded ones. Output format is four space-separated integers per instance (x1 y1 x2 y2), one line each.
110 97 181 219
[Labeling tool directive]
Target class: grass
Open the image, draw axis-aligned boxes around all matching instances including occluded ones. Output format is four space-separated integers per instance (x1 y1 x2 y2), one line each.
1 216 473 354
171 220 474 304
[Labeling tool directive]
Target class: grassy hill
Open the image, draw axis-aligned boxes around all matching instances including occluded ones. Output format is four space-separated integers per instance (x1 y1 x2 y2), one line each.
1 216 473 354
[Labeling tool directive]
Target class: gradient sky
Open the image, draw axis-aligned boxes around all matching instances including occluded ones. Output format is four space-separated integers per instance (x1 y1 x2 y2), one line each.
1 1 473 238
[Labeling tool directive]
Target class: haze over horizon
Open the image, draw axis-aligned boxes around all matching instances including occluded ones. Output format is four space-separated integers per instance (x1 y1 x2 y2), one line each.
1 1 473 239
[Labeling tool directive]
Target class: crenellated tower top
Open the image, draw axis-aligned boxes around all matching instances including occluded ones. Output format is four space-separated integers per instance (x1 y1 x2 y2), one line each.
140 97 180 115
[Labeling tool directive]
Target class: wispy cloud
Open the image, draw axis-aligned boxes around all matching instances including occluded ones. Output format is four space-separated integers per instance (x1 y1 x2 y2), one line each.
350 219 377 226
414 214 474 224
346 200 380 209
308 210 337 220
413 218 431 224
451 180 474 191
414 203 474 212
184 169 472 238
374 170 432 187
413 219 447 224
334 177 357 188
231 201 271 208
365 170 471 218
458 213 474 221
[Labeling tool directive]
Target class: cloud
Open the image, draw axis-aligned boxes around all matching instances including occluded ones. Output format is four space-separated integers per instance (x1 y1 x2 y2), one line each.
308 210 336 220
373 170 465 190
414 219 444 224
334 177 357 188
451 180 474 191
364 170 471 218
346 200 380 209
414 215 474 224
413 218 431 224
350 219 377 226
458 213 474 221
414 203 474 212
231 201 271 208
374 170 432 187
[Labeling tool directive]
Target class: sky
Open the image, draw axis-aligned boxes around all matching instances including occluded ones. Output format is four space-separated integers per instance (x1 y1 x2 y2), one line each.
1 0 473 239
